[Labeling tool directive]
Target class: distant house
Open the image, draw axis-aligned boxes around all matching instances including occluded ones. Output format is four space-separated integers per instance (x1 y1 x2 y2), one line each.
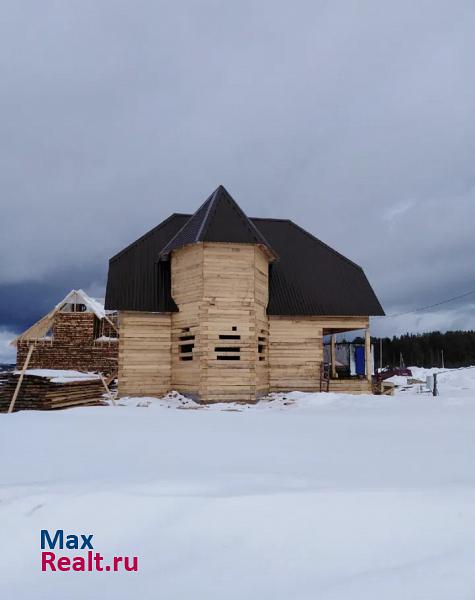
105 186 384 402
12 289 118 374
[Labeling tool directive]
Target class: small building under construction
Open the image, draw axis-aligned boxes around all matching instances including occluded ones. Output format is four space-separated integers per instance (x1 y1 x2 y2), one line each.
12 290 118 375
105 186 384 402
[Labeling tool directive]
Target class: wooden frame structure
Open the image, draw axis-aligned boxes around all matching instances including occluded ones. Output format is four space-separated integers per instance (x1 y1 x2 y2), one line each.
11 289 119 374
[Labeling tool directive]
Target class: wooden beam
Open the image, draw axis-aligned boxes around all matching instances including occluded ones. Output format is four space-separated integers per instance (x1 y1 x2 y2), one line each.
8 344 34 413
269 315 369 330
103 314 119 334
330 334 337 378
365 328 372 382
100 374 116 406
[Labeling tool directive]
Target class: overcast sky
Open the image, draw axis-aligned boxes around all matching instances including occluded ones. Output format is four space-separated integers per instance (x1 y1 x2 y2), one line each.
1 0 474 360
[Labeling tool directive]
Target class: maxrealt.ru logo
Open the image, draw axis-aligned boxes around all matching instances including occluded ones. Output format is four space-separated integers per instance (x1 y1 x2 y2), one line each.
41 530 138 572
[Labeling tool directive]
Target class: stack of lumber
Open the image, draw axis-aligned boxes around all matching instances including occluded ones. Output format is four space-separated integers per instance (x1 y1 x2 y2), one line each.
0 373 105 412
0 372 11 390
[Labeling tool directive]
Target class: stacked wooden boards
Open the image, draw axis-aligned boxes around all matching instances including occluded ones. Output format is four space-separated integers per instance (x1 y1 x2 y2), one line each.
327 378 372 394
16 312 118 374
0 373 105 412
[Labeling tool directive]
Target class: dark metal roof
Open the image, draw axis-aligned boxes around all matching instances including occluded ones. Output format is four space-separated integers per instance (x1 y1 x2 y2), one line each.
159 185 276 259
105 190 384 316
106 214 189 313
253 218 384 316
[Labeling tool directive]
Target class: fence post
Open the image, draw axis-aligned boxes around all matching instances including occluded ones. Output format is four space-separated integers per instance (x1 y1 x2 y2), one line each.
433 373 438 397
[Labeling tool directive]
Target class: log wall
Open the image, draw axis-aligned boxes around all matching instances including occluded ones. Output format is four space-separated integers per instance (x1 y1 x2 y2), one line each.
255 247 269 395
118 312 171 397
170 244 202 396
268 315 370 392
268 317 323 392
169 242 270 402
200 243 260 402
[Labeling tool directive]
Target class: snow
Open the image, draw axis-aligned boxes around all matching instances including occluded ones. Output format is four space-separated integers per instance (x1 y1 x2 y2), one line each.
0 327 16 363
13 369 101 383
54 289 108 319
1 368 475 598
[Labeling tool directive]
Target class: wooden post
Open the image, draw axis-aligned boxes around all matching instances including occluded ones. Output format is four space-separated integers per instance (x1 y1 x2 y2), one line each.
365 329 372 382
330 334 337 378
433 373 438 396
100 374 117 406
8 344 34 413
379 338 383 373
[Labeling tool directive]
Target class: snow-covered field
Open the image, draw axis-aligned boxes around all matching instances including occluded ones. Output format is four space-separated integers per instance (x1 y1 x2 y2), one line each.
1 368 475 599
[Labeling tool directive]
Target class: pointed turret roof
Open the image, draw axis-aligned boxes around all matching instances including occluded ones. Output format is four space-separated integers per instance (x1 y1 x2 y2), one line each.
159 185 277 259
106 190 385 316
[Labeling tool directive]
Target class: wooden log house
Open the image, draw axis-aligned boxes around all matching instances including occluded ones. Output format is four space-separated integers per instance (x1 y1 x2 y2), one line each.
105 186 384 402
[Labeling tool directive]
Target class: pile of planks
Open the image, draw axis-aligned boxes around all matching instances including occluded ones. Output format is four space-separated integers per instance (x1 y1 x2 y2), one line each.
0 371 10 389
0 373 105 412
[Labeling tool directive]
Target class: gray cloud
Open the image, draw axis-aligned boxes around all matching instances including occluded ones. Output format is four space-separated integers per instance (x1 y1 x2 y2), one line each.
1 0 474 335
0 329 16 363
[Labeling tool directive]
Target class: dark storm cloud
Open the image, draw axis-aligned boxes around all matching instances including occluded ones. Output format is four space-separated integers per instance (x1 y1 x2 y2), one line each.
0 262 106 332
1 0 474 338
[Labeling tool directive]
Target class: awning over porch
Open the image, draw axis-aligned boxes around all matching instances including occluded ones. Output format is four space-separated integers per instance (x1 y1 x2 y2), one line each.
318 316 373 383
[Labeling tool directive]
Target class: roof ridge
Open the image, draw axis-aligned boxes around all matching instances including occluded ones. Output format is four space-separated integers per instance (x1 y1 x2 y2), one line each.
195 187 219 241
159 191 215 258
215 186 277 253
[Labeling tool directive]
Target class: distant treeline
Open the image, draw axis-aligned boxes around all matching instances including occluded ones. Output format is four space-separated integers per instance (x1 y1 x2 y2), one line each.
354 330 475 369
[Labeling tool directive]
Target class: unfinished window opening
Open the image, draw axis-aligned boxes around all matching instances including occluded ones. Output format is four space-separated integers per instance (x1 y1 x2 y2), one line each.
215 346 241 352
232 326 237 331
219 334 241 340
93 316 102 340
258 333 267 362
215 343 241 361
179 330 195 361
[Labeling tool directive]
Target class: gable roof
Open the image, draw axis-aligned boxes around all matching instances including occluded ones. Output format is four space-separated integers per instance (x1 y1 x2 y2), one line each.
11 289 115 347
105 188 384 317
159 185 276 259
